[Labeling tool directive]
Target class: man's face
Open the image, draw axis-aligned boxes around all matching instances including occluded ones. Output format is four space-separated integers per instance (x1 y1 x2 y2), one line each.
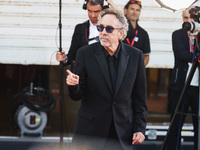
99 14 123 49
126 4 141 22
182 9 194 23
87 3 102 25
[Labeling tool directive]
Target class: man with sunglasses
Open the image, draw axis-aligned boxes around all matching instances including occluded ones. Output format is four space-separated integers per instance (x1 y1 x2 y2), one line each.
56 0 104 66
123 0 151 66
66 7 147 150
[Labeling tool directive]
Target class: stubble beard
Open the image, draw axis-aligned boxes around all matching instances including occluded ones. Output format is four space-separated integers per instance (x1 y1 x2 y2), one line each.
100 35 111 47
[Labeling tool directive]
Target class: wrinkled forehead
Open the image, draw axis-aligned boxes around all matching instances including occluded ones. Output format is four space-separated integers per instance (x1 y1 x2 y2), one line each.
99 14 120 27
182 9 190 17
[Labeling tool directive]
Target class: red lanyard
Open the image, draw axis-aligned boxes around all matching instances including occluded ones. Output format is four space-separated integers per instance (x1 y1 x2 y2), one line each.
188 36 194 53
85 28 88 40
126 29 138 47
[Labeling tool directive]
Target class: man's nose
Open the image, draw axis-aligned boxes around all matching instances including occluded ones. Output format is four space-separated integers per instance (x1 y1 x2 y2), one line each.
91 12 95 17
102 27 107 34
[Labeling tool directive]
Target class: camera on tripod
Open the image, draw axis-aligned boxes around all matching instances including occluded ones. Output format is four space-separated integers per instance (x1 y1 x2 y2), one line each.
182 6 200 34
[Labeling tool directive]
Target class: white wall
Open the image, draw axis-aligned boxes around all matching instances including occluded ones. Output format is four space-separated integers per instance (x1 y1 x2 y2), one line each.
0 0 185 68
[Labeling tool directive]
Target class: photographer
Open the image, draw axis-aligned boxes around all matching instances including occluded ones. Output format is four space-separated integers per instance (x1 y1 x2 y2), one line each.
168 8 199 150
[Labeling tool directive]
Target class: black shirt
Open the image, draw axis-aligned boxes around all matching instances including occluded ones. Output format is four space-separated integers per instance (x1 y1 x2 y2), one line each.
123 23 151 55
103 43 121 92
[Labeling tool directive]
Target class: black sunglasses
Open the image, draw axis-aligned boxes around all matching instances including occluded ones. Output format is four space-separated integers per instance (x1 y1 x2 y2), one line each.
97 25 121 33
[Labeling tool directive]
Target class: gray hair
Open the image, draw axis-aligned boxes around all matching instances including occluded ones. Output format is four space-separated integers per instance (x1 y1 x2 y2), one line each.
98 8 128 41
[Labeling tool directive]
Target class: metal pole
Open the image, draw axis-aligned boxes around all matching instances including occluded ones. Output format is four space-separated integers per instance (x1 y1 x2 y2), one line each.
59 0 64 148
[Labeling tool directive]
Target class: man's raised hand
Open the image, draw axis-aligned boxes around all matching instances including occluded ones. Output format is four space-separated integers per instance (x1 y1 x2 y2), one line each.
56 51 67 62
66 69 79 86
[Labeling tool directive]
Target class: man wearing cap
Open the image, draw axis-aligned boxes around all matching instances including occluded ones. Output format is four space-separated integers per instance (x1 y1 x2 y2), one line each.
123 0 151 66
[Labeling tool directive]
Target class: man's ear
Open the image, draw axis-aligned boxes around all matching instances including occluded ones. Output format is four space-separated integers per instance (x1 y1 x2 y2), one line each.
124 8 127 15
118 29 124 41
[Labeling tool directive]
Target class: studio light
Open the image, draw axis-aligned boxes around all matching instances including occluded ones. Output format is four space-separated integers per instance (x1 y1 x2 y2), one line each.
155 0 199 11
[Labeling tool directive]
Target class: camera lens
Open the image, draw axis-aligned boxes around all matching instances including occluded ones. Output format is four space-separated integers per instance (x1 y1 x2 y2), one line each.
182 22 192 31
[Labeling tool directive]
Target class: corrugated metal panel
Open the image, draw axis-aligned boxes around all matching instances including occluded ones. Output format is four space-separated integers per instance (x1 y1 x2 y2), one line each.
0 0 184 68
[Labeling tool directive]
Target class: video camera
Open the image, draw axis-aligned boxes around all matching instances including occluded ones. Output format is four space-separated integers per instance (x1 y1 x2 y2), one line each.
189 6 200 23
182 6 200 34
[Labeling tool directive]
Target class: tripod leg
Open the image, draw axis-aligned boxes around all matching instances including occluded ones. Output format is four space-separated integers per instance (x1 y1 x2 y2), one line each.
198 66 200 150
161 58 198 150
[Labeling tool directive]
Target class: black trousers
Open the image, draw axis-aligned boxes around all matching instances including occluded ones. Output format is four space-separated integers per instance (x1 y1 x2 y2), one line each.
71 120 124 150
167 86 199 150
103 120 124 150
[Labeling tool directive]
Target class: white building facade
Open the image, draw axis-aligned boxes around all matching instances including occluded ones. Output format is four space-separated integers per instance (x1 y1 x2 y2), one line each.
0 0 185 68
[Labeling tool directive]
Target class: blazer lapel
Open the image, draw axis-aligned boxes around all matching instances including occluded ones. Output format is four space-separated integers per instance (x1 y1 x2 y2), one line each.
114 43 129 98
95 43 113 94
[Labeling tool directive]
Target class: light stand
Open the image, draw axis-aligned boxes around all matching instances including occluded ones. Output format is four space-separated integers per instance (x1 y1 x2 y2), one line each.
161 36 200 150
58 0 64 148
155 0 198 12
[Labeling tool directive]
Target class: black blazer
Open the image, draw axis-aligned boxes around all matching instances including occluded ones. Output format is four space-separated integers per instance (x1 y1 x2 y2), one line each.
168 29 193 92
66 20 89 65
69 42 147 150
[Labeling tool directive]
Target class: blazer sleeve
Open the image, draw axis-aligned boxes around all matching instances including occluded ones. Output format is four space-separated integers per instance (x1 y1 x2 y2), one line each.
68 48 86 100
131 51 147 135
172 30 193 62
142 30 151 55
66 24 84 65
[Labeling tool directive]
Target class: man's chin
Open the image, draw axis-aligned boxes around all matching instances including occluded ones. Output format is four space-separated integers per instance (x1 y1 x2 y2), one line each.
91 20 98 25
100 41 111 47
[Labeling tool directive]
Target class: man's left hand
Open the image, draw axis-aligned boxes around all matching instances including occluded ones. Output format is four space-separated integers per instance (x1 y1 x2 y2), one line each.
132 132 145 144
